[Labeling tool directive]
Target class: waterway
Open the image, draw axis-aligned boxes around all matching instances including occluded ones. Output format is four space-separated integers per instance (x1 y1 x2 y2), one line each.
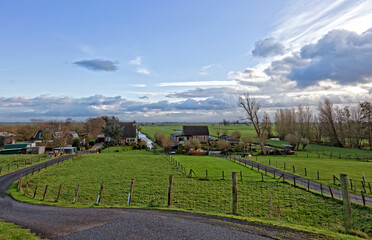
138 131 153 149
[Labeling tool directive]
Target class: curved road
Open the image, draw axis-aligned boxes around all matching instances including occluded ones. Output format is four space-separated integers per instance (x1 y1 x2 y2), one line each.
1 155 323 240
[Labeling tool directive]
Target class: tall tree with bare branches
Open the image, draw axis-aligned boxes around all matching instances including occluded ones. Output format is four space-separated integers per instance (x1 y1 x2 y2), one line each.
318 98 343 147
239 93 267 155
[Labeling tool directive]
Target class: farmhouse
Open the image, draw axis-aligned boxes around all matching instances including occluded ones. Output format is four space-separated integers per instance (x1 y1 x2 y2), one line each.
171 125 209 143
120 121 137 144
32 127 79 141
0 132 16 146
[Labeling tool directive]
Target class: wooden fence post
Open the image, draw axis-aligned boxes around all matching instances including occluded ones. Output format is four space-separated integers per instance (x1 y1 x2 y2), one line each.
56 184 62 202
317 171 320 180
340 174 353 233
73 184 80 203
293 176 296 187
127 179 134 205
292 165 295 173
232 172 238 214
307 179 310 191
168 175 173 207
43 185 48 201
305 168 307 176
349 179 353 190
328 186 334 199
33 184 38 198
320 184 323 196
96 183 104 205
261 173 264 182
17 175 23 190
361 191 366 207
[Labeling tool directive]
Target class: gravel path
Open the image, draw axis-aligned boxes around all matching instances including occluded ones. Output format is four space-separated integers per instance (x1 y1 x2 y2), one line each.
213 153 372 206
1 154 326 240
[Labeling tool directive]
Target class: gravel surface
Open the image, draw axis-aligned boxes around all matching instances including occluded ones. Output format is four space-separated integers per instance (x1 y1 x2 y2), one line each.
1 155 325 240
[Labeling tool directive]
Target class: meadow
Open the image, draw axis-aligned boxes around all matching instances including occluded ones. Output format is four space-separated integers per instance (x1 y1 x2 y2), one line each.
15 149 372 238
0 154 48 176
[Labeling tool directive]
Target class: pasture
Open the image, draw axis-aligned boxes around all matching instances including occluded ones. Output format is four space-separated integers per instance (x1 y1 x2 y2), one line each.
0 154 48 176
15 149 372 238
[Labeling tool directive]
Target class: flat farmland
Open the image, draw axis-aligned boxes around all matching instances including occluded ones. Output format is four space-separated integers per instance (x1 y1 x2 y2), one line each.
14 149 372 238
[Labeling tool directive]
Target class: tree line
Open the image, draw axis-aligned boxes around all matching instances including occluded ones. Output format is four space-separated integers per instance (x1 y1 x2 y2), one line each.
240 93 372 154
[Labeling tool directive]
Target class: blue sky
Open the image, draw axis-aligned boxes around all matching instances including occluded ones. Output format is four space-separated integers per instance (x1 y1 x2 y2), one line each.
1 0 372 122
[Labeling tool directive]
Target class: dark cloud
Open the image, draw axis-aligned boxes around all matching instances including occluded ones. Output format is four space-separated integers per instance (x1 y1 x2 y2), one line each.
139 96 149 100
73 59 118 71
289 28 372 87
252 38 285 57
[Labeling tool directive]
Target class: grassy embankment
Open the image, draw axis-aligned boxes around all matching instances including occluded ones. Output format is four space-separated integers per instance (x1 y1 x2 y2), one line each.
12 149 372 238
0 154 49 176
0 220 42 240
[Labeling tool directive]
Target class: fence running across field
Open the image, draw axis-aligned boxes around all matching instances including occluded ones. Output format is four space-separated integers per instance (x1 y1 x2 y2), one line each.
211 153 372 206
16 151 372 236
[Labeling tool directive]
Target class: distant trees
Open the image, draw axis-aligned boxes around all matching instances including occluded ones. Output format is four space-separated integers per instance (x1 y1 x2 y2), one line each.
231 131 241 141
273 98 372 149
218 139 230 152
360 101 372 150
85 117 106 140
103 122 124 144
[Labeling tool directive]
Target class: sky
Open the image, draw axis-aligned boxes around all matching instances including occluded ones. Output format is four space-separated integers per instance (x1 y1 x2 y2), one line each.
1 0 372 122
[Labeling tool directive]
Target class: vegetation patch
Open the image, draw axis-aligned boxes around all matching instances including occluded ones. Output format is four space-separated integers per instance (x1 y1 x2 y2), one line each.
0 219 42 240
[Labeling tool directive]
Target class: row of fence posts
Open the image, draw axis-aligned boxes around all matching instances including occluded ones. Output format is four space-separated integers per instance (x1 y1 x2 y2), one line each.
1 157 46 174
19 152 361 235
217 153 372 197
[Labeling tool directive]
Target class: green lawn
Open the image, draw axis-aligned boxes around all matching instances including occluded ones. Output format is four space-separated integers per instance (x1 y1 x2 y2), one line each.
0 220 42 240
0 154 48 176
15 149 372 238
234 150 372 196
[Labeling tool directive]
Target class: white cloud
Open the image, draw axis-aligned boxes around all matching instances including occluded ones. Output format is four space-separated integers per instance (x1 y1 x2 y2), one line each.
129 56 150 75
129 56 142 66
198 64 216 76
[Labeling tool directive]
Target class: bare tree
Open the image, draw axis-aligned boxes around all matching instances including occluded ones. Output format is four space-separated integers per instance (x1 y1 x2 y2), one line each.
360 101 372 150
239 93 267 155
318 98 343 147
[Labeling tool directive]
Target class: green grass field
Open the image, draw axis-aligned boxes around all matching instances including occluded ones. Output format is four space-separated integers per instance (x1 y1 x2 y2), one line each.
0 154 48 176
0 220 42 240
15 149 372 238
140 124 258 140
233 150 372 197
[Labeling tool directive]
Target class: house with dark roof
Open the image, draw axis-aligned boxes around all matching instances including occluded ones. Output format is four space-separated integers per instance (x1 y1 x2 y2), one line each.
171 125 209 143
120 121 137 144
32 127 79 141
